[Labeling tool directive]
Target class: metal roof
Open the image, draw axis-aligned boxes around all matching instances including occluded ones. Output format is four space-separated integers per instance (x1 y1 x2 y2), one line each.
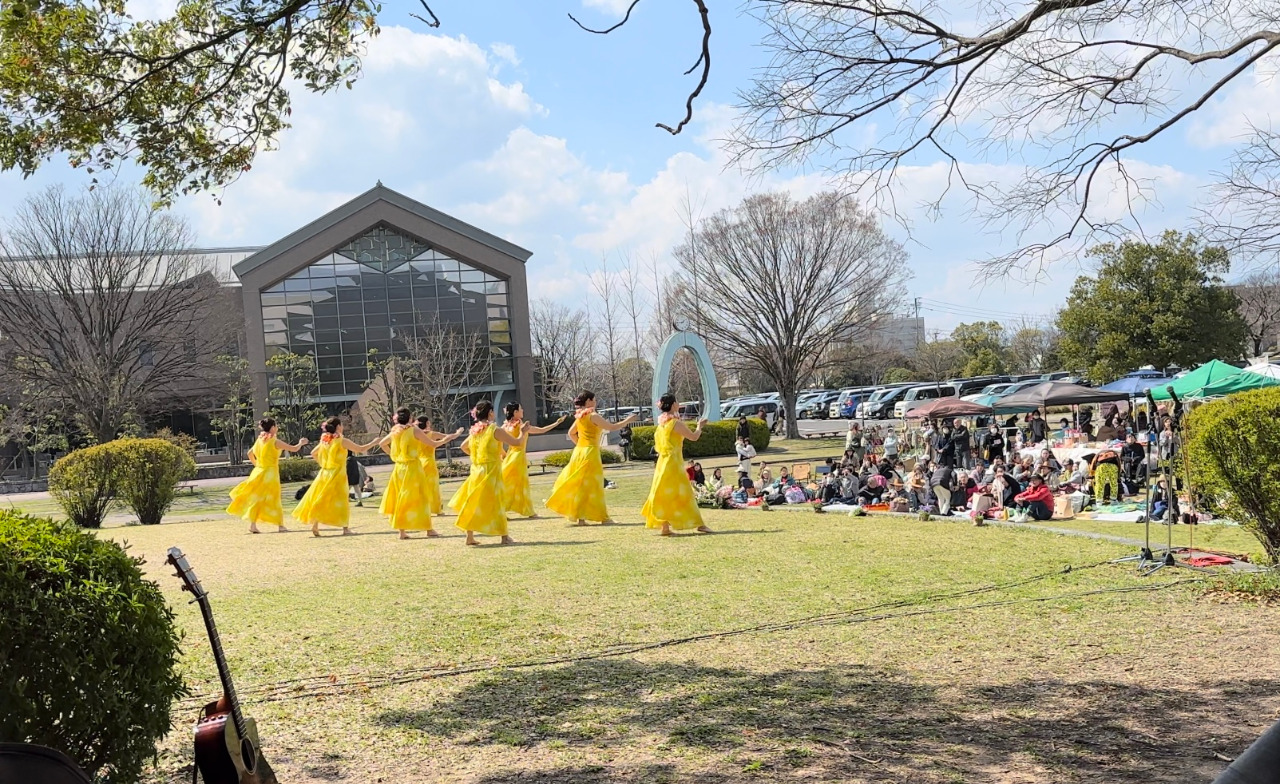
231 184 532 279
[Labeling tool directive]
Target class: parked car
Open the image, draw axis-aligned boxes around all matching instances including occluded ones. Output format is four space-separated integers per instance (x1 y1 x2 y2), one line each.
799 391 841 419
858 384 915 418
893 384 959 418
962 382 1015 402
948 376 1010 397
970 379 1042 409
828 386 881 418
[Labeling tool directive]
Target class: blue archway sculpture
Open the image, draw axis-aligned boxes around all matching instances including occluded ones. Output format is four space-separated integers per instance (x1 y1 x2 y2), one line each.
651 331 721 422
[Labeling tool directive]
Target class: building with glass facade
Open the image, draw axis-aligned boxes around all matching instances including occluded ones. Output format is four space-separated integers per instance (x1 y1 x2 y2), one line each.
234 184 534 420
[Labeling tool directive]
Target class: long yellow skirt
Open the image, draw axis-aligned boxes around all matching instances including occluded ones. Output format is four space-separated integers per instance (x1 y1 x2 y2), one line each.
422 453 444 515
449 462 507 536
501 448 535 517
291 467 349 528
380 460 433 531
227 466 283 525
641 452 704 531
545 445 609 522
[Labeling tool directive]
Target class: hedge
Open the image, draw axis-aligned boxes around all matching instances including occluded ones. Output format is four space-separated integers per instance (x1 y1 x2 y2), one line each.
630 417 771 461
542 448 623 467
0 512 186 780
279 457 320 483
1185 387 1280 564
49 439 196 528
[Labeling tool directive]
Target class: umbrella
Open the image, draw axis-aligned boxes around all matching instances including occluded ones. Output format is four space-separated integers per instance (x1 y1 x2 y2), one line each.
1098 376 1170 396
993 381 1130 410
1150 360 1242 400
1197 370 1280 398
1245 362 1280 380
905 398 993 419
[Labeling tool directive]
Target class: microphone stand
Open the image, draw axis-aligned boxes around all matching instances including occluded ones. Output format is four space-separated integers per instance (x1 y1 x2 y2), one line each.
1142 386 1198 576
1112 390 1159 570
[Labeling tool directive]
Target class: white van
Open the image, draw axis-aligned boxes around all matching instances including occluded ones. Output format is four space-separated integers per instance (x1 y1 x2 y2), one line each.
893 384 957 418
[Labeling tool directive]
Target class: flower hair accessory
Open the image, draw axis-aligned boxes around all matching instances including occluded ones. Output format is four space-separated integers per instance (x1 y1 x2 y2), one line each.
320 432 336 444
470 406 479 420
470 420 489 435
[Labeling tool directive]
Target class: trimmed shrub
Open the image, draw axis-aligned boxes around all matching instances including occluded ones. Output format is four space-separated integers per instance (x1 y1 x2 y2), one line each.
1185 387 1280 564
111 438 197 526
0 512 186 780
542 448 623 467
48 443 121 529
630 418 771 461
278 456 320 483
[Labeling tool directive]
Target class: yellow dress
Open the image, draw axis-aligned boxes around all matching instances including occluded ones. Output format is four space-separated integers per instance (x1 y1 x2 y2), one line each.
380 427 433 531
226 435 284 525
545 413 609 522
291 438 350 528
449 423 507 536
641 418 704 531
500 422 534 517
420 437 444 515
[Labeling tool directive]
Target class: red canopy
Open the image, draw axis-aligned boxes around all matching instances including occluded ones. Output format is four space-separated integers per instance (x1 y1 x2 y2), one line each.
906 398 994 419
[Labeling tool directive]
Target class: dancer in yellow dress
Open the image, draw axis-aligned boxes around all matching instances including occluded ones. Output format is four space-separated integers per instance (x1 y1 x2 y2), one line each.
228 418 309 534
414 415 463 515
500 402 566 518
546 390 638 525
292 417 378 537
449 400 524 545
641 394 712 536
377 408 465 540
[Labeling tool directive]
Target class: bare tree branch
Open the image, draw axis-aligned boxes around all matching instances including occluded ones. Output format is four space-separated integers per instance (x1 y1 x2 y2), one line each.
568 0 643 34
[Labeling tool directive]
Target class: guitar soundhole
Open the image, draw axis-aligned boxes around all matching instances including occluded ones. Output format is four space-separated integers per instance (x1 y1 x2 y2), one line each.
240 738 258 773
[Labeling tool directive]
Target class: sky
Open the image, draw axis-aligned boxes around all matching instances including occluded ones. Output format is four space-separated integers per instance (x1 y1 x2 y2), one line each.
1 0 1277 334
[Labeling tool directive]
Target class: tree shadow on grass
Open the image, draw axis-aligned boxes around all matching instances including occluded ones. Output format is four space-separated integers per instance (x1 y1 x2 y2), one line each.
375 659 1277 783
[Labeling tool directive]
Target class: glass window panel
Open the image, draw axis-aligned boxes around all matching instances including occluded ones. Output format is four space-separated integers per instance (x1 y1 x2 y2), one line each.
319 382 345 397
367 339 392 354
487 294 508 306
285 304 314 316
460 269 484 284
319 368 343 385
362 286 387 302
260 293 287 306
388 297 414 314
337 287 362 303
362 311 389 327
492 358 514 372
461 280 487 295
291 331 315 344
490 331 512 345
314 315 339 331
488 319 512 333
283 278 311 291
494 371 514 385
388 285 412 301
264 283 285 294
262 306 289 319
314 330 341 345
485 281 506 295
338 314 365 329
265 332 287 346
487 306 508 319
364 326 390 342
263 319 287 332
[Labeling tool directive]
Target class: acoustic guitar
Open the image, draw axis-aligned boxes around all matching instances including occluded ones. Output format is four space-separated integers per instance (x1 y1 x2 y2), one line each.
166 548 278 784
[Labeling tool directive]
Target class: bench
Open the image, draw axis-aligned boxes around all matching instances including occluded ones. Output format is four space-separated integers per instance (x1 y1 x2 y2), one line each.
175 483 197 494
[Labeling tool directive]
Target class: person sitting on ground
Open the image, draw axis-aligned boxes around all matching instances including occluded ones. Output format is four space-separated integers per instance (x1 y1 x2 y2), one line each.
758 461 773 487
840 448 857 469
685 459 697 482
859 471 889 505
957 469 980 506
707 467 725 491
992 465 1021 509
1059 458 1085 491
819 469 842 504
1035 464 1057 492
691 461 706 486
930 462 956 514
1012 456 1036 482
907 465 929 510
1013 474 1054 520
822 456 835 477
735 469 756 500
1034 448 1061 473
361 475 375 496
1096 414 1119 442
838 467 861 504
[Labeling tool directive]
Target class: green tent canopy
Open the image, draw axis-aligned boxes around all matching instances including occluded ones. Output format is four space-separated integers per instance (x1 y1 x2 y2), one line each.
1150 360 1242 400
1197 370 1280 399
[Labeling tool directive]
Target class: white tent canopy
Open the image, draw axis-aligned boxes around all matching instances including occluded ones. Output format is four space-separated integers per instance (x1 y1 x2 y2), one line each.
1246 362 1280 380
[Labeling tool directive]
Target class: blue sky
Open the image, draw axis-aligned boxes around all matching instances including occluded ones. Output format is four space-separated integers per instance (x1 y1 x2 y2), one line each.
1 0 1275 333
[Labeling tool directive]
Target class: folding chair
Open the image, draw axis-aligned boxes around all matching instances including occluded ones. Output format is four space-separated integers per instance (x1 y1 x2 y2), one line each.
791 463 812 482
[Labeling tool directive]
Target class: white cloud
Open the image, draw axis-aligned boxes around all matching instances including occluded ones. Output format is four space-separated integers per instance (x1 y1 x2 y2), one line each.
489 42 521 68
580 0 638 15
1189 59 1280 147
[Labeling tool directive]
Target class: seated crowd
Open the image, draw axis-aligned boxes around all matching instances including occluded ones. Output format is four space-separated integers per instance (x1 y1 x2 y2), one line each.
690 405 1177 521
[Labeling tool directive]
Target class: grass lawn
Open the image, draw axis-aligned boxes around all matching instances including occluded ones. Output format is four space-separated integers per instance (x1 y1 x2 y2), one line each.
12 436 1280 783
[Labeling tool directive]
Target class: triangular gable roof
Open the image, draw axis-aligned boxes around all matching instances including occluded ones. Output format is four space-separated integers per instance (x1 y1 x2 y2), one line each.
232 183 532 279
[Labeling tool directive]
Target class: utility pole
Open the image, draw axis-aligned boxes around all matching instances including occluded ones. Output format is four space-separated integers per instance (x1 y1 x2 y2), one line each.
913 297 922 347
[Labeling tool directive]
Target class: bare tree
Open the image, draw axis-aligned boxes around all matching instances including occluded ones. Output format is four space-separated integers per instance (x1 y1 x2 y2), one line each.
590 257 626 415
0 185 231 443
1005 319 1062 374
265 351 325 445
402 313 490 435
913 338 964 385
209 355 257 466
360 350 422 436
1205 129 1280 260
529 299 593 417
1234 268 1280 357
731 1 1280 276
618 256 654 408
673 191 908 438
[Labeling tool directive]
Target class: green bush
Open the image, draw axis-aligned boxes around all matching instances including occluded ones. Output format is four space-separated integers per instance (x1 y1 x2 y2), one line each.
48 442 121 529
630 418 771 461
542 448 623 467
1185 387 1280 564
111 438 196 526
0 512 186 780
279 456 320 483
151 427 200 457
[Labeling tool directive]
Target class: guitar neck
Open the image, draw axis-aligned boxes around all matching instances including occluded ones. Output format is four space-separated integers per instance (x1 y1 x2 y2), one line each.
196 595 248 738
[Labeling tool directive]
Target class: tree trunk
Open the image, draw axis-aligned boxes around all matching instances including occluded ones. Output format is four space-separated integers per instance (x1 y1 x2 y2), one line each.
782 387 800 440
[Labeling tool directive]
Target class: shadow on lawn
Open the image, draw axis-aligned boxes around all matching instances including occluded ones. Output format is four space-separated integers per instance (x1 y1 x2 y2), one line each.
376 659 1275 784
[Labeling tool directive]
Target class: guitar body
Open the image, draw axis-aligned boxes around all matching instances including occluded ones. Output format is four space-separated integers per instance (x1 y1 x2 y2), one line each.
193 699 276 784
